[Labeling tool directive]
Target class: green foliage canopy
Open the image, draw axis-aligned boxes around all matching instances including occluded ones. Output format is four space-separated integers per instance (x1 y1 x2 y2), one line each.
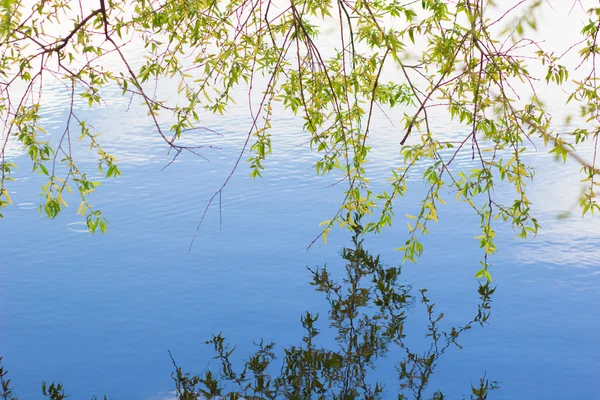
1 0 600 279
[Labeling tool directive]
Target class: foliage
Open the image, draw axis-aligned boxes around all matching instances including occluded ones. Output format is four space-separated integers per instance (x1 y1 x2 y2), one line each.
0 358 17 400
0 359 108 400
1 0 600 278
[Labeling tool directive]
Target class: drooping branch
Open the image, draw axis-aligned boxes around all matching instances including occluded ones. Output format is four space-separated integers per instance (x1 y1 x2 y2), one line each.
44 9 102 54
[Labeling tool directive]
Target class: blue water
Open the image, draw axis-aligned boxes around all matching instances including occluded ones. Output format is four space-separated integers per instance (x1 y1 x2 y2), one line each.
2 75 600 399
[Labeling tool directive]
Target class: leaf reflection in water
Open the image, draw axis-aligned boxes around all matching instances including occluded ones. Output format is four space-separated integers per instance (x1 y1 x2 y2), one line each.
170 217 498 400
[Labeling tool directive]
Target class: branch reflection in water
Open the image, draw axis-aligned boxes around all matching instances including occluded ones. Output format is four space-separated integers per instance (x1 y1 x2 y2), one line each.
170 215 498 400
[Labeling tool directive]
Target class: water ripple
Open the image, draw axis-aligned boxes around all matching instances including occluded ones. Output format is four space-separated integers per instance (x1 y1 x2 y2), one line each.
66 222 89 233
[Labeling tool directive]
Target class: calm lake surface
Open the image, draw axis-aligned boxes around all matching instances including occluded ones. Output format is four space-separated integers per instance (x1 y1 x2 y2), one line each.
2 4 600 399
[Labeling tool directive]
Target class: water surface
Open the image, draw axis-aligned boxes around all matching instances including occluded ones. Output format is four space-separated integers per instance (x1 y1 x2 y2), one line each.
1 3 600 398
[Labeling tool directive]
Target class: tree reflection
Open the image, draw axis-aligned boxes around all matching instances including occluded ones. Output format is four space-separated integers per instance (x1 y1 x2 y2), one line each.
171 219 497 399
0 218 497 400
